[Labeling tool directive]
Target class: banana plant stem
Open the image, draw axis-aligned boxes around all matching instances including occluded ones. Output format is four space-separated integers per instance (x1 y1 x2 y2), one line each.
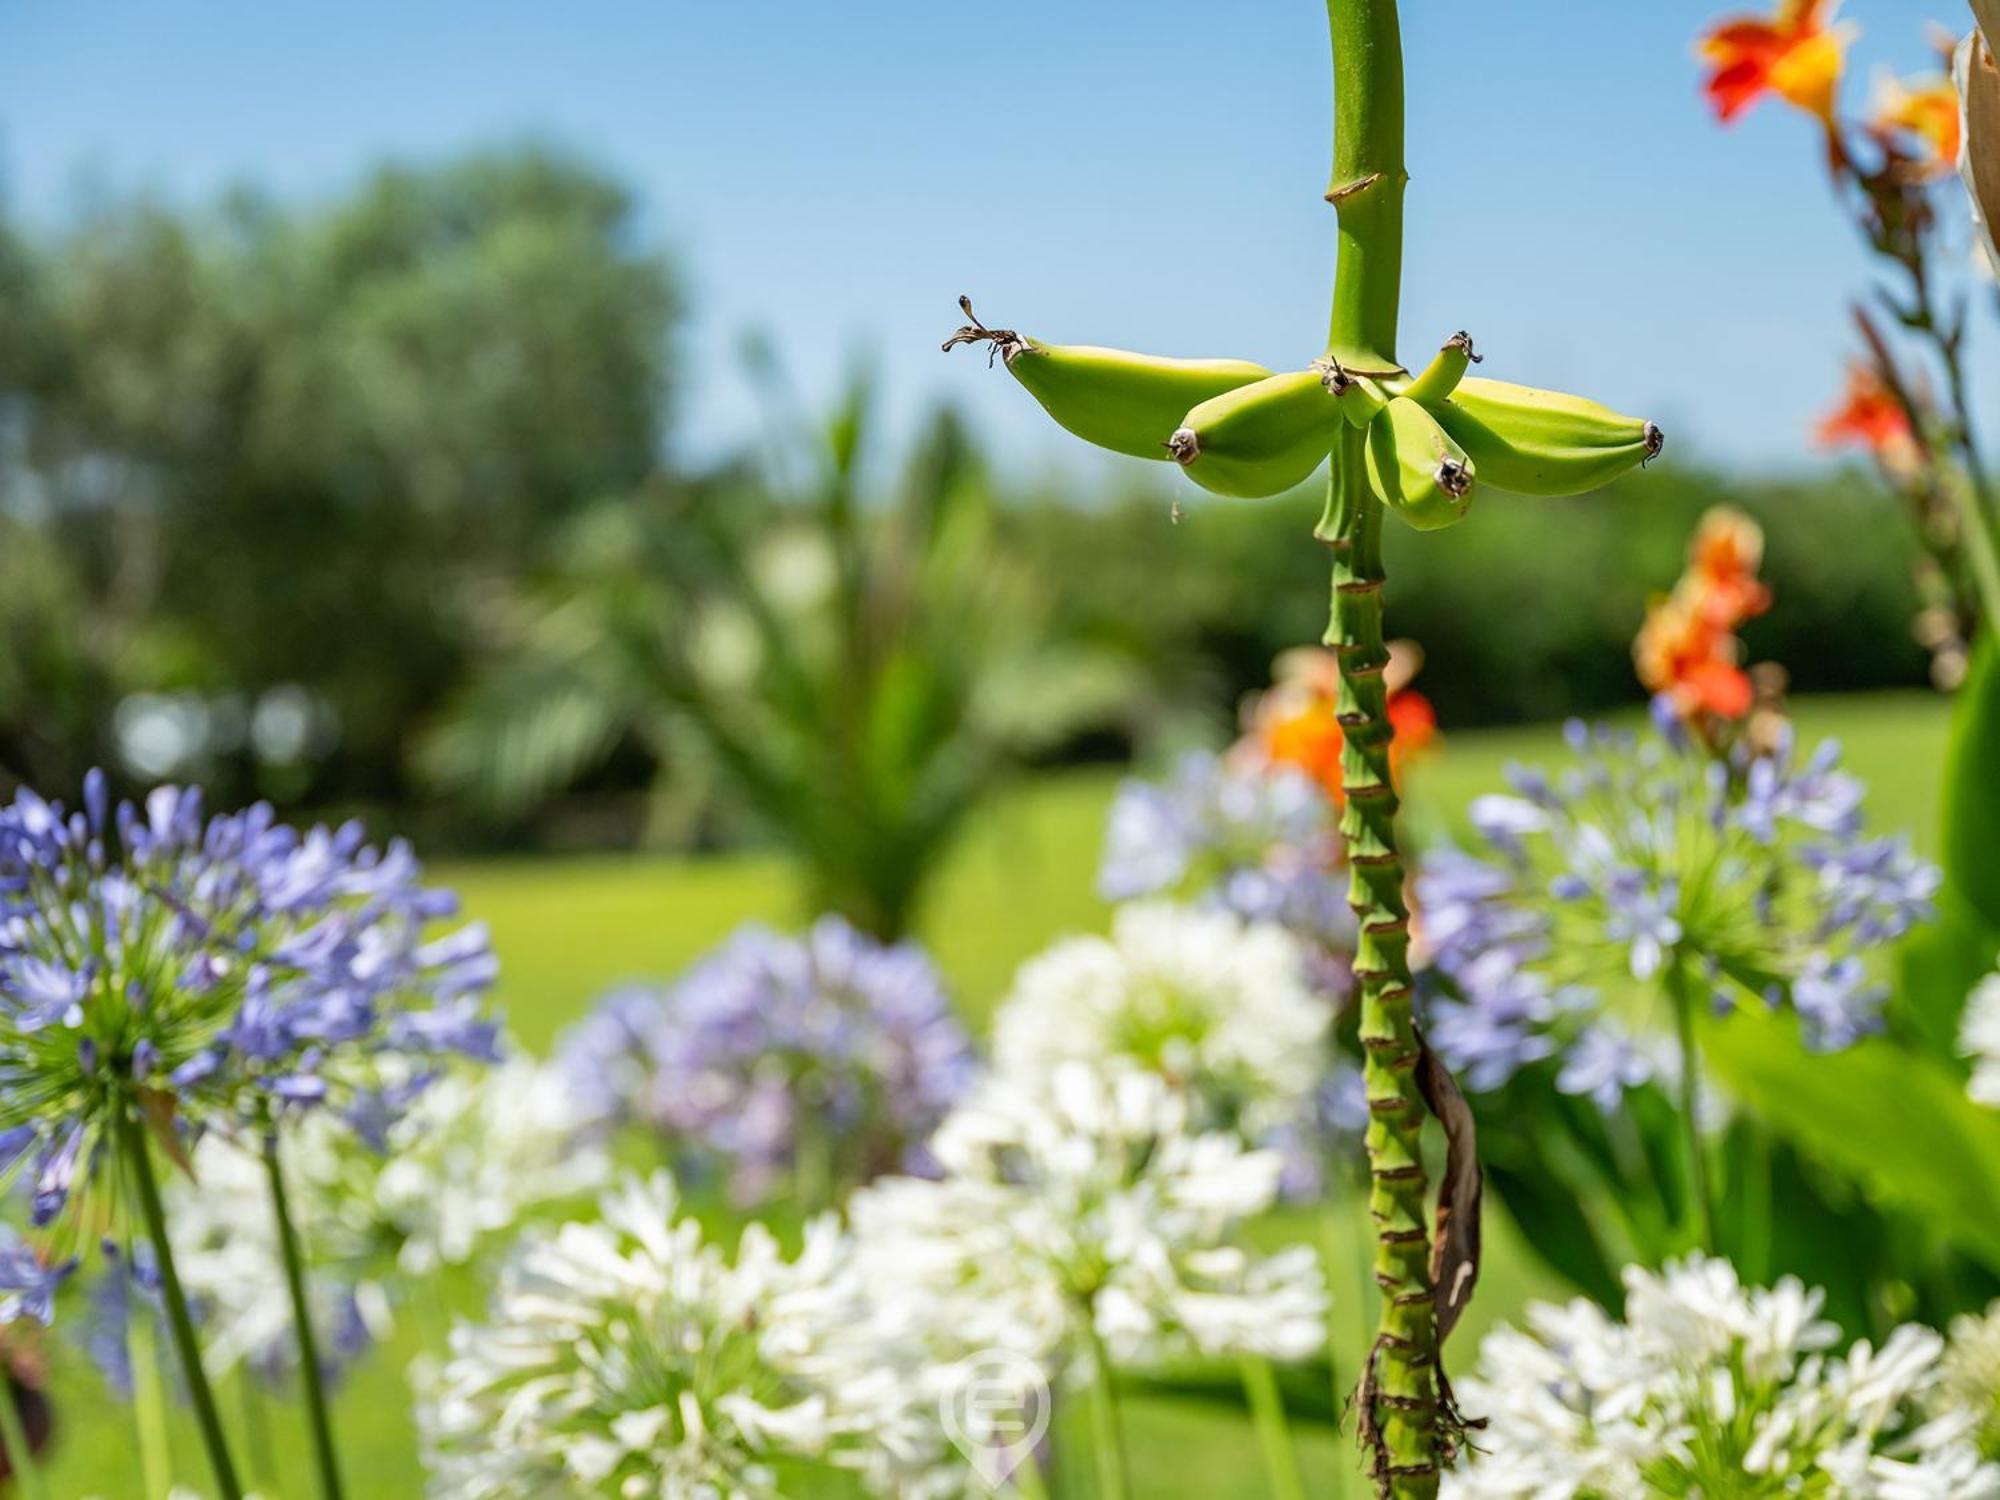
1323 5 1445 1492
262 1130 347 1500
117 1102 245 1500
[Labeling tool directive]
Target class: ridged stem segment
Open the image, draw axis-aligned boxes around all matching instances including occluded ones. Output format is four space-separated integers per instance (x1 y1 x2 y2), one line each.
1323 4 1441 1494
1320 430 1440 1497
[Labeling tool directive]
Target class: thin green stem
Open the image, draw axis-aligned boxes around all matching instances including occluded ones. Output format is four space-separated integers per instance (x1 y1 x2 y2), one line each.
128 1297 175 1498
1667 962 1718 1255
239 1374 281 1495
262 1131 347 1500
1010 1448 1053 1500
118 1102 245 1500
1081 1314 1131 1500
0 1361 44 1500
1240 1356 1309 1500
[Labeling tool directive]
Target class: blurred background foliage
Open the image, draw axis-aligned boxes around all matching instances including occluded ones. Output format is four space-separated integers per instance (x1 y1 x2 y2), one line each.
0 143 1935 922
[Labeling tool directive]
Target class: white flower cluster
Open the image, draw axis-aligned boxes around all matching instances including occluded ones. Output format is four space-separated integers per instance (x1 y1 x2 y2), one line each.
1447 1256 2000 1499
1964 968 2000 1108
1936 1299 2000 1461
417 1173 858 1500
168 1056 604 1375
992 900 1328 1137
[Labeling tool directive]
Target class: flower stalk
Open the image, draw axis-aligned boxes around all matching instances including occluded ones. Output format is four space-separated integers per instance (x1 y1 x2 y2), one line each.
1666 959 1719 1254
117 1098 244 1500
263 1129 347 1500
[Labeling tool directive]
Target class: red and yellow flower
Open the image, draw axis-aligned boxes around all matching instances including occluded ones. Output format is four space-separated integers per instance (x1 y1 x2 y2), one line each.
1872 73 1962 177
1698 0 1855 124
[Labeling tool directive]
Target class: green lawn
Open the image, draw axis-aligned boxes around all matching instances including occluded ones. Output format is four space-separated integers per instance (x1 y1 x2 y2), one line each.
48 692 1953 1498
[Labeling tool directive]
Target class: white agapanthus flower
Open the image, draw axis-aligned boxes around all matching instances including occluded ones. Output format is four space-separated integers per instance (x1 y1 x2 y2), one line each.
166 1129 389 1380
802 1062 1327 1500
417 1172 860 1500
991 901 1329 1136
352 1055 609 1275
1447 1255 2000 1499
166 1056 605 1377
1936 1299 2000 1461
1962 969 2000 1107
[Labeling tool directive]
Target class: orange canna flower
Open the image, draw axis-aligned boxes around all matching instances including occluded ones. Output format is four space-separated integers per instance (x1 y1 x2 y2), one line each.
1814 362 1914 459
1687 507 1773 626
1699 0 1855 124
1873 73 1962 176
1264 700 1344 796
1251 645 1437 802
1635 593 1756 721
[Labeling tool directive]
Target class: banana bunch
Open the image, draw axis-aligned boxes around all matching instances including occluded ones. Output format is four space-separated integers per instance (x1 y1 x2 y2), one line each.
945 300 1663 523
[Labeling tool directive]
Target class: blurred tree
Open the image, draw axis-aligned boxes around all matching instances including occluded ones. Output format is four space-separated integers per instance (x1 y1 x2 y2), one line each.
419 366 1146 936
0 144 679 809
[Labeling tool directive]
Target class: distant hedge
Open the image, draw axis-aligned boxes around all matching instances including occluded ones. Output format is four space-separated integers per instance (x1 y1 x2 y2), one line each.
1017 460 1930 740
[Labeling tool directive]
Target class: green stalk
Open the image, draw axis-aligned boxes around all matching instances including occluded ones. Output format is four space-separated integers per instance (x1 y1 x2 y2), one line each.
262 1131 348 1500
1666 961 1718 1254
128 1294 175 1497
1240 1356 1309 1500
240 1372 281 1493
1322 7 1442 1494
1325 0 1407 371
1081 1315 1131 1500
0 1361 44 1500
117 1102 245 1500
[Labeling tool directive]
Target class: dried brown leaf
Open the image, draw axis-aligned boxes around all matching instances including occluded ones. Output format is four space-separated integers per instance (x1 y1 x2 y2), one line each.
1416 1032 1482 1346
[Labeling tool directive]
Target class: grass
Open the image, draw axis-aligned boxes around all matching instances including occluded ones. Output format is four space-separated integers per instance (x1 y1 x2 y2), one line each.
46 691 1952 1498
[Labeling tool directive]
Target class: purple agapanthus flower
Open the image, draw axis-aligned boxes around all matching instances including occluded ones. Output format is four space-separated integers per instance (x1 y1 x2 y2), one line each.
1419 718 1936 1107
0 772 500 1230
557 916 975 1206
1099 751 1356 991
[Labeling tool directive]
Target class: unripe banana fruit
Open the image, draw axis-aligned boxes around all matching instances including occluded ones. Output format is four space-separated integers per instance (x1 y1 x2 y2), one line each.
1167 369 1348 499
1401 331 1481 405
1423 376 1663 497
1365 396 1477 530
942 297 1270 460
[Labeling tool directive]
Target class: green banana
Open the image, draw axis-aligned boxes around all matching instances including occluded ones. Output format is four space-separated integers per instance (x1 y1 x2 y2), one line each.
942 296 1270 460
1422 376 1664 497
1167 369 1349 499
1365 396 1476 530
1401 331 1480 405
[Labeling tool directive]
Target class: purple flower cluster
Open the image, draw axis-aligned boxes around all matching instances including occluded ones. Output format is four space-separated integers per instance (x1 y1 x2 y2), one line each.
1099 752 1355 988
558 916 975 1205
0 773 500 1234
1420 718 1937 1108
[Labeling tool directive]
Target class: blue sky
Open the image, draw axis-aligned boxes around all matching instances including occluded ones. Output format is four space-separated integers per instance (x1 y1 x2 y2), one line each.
0 0 1982 477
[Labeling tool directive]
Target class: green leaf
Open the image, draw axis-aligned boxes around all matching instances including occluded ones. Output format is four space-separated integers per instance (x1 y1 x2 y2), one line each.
1705 1011 2000 1274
